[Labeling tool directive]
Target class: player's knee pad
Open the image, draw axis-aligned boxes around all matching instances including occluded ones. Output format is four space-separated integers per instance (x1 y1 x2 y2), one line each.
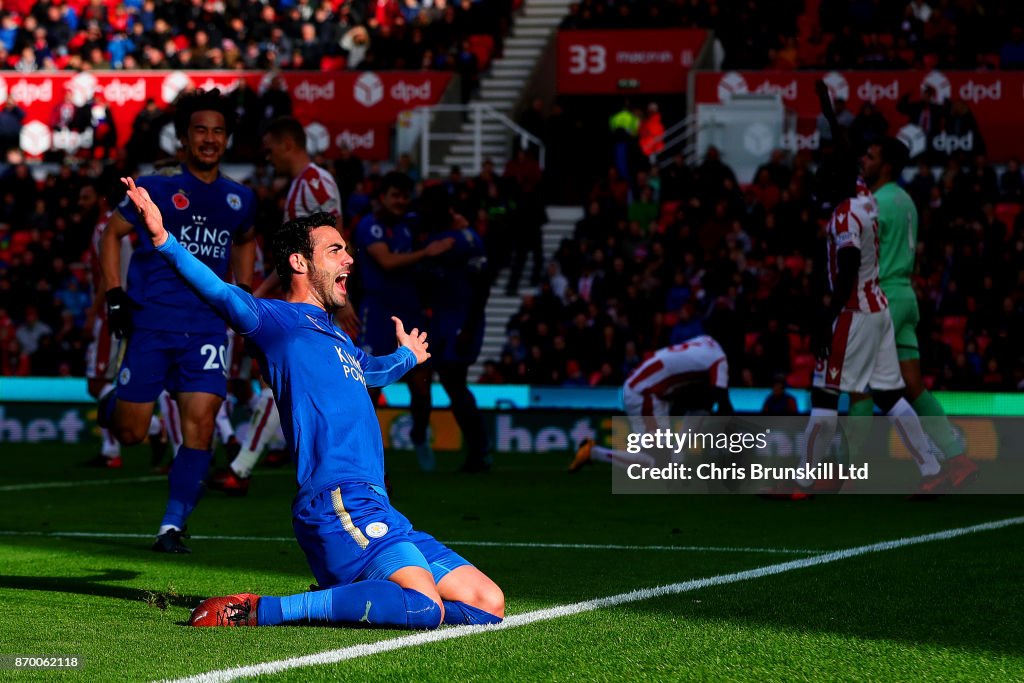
873 390 902 414
403 589 443 630
810 387 840 411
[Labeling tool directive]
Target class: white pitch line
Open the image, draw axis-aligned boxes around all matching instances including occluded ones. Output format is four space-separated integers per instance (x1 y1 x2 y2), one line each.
162 515 1024 683
0 530 817 554
0 475 166 492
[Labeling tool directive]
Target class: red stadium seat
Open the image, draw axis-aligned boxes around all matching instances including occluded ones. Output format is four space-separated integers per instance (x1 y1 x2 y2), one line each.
976 334 990 357
320 55 347 71
941 316 968 355
787 353 816 389
468 34 495 70
995 202 1020 237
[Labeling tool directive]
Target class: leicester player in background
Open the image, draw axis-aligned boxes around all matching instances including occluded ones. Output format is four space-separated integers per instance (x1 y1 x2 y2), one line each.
418 185 492 472
354 172 453 471
851 137 978 493
98 90 256 553
121 178 504 630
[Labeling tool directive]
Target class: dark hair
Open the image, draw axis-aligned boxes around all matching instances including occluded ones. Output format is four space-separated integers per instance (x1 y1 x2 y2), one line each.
173 88 235 140
379 170 414 197
262 115 306 150
417 183 453 232
270 211 336 290
876 136 910 174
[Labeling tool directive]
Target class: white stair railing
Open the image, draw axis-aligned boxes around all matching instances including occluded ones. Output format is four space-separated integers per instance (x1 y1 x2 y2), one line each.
408 103 546 177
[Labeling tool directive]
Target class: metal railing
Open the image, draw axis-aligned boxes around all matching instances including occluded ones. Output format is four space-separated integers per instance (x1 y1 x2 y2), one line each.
651 113 702 168
407 103 546 177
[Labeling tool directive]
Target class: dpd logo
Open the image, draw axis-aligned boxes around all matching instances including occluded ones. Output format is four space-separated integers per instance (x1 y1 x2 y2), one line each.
354 73 384 107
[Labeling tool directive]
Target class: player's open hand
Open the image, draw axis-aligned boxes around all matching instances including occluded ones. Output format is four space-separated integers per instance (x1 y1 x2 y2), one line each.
392 316 430 364
120 177 168 247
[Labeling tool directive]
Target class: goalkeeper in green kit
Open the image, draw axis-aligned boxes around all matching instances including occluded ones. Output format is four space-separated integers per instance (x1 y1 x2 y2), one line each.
853 137 979 494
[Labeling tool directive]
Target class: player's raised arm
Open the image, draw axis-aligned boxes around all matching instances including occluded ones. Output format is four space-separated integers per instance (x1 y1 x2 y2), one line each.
121 176 261 334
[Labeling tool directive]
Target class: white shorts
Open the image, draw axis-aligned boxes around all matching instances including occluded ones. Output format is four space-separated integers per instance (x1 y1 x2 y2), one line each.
85 317 122 381
813 309 905 394
622 386 671 435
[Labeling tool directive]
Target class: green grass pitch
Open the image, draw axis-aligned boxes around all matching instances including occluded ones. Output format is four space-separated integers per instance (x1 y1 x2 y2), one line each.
1 443 1022 681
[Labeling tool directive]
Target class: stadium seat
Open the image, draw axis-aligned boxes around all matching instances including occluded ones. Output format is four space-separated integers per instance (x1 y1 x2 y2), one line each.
941 316 968 355
995 202 1020 237
469 34 495 70
745 332 759 353
787 353 816 389
320 55 347 71
976 334 990 357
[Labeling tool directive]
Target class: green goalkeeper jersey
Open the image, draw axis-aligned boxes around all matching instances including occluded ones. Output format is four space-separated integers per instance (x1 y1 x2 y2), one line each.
874 181 918 297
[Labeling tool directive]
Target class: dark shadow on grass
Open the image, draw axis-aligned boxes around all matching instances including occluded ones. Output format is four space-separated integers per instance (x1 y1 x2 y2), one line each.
0 569 206 610
616 523 1024 659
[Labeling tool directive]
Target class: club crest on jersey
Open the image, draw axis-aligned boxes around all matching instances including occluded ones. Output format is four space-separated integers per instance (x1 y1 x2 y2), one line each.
226 193 242 211
119 367 131 385
172 191 190 210
365 522 388 538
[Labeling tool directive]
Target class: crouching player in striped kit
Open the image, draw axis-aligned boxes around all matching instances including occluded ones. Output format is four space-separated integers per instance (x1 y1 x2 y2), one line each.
121 178 503 630
569 334 733 472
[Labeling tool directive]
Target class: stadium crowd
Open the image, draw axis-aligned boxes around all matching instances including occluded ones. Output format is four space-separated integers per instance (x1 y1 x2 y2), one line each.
493 96 1024 393
560 0 1024 72
0 0 1022 397
0 0 511 75
1 103 1022 394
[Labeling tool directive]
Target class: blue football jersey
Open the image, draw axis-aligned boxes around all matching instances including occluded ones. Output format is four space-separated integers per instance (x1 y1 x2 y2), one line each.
354 213 418 304
423 227 488 363
425 227 487 320
154 232 417 514
118 165 255 334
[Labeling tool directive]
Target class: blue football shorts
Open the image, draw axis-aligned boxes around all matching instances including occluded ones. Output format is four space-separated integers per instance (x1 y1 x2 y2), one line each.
115 328 229 402
293 482 471 589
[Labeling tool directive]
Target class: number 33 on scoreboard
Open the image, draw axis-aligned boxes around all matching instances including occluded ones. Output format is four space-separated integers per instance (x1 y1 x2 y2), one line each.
568 44 607 75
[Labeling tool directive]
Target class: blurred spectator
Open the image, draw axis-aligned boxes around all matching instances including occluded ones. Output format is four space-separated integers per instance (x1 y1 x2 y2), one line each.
0 97 25 153
761 376 799 415
817 98 855 148
15 306 50 357
126 98 167 166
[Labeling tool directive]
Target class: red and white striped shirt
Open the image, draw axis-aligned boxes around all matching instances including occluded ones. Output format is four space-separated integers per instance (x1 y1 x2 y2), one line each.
625 336 729 399
826 194 887 313
89 210 133 304
284 163 342 223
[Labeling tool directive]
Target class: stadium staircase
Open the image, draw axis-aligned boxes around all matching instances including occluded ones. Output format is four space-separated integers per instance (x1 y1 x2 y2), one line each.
441 0 574 171
470 205 583 379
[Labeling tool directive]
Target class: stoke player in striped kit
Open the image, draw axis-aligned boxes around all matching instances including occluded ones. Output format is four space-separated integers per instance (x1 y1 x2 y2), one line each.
569 335 733 472
795 80 941 493
211 117 345 495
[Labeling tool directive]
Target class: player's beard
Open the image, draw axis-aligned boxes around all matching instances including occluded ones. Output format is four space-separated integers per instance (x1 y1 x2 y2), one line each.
309 261 345 312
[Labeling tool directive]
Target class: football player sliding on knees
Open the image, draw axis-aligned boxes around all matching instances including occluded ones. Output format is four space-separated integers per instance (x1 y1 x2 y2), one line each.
120 177 504 630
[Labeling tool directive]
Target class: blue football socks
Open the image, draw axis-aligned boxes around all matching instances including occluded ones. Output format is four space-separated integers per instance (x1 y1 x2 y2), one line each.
442 601 503 626
160 446 212 530
257 581 442 629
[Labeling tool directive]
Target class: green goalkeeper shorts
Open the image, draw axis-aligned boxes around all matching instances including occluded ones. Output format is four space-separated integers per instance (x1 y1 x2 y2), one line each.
886 289 920 362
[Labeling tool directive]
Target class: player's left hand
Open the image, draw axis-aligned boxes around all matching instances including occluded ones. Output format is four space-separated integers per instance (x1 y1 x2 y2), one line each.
120 177 168 247
392 316 430 364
